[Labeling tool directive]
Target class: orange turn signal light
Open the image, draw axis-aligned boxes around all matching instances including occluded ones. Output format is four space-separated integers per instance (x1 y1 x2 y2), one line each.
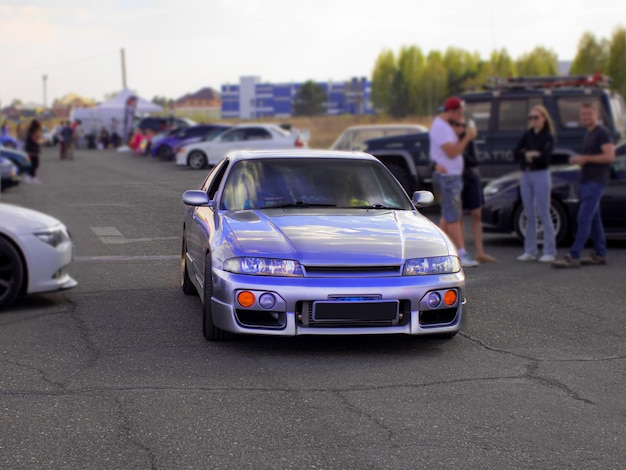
237 291 256 307
443 290 457 306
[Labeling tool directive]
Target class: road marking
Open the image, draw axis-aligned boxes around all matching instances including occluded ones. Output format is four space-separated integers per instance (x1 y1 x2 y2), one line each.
75 255 179 263
91 226 178 244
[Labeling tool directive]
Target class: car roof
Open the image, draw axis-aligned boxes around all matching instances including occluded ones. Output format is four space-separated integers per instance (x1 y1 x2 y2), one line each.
342 124 426 131
226 149 378 163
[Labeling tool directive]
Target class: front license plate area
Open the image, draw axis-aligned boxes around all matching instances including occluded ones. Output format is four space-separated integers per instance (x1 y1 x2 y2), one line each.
312 300 399 322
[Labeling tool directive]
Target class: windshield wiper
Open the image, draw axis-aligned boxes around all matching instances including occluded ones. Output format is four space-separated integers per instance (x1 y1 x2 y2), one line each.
266 201 337 209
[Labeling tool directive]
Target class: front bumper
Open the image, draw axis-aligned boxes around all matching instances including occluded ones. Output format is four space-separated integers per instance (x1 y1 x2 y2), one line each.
24 236 77 294
175 151 188 166
210 269 465 336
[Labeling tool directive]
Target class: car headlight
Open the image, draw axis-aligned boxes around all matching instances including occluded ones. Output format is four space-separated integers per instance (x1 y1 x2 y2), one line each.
34 228 69 248
483 184 501 196
223 257 303 277
403 256 461 275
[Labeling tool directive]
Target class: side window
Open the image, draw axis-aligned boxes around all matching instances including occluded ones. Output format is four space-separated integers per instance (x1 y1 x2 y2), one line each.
556 96 609 129
465 101 491 131
219 129 246 142
205 160 230 200
244 128 272 141
611 156 626 181
497 98 543 131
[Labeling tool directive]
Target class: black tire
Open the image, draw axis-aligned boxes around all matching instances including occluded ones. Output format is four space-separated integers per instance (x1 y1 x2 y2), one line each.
188 151 207 170
181 235 197 295
202 254 232 341
157 144 172 160
0 237 24 310
385 163 415 194
513 199 569 246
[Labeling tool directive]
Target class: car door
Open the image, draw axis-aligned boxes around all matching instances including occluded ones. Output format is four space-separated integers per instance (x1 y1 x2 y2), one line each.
600 155 626 232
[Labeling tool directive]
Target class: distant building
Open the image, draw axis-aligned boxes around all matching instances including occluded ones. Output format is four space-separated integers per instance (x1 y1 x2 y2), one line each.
173 87 221 119
221 76 373 119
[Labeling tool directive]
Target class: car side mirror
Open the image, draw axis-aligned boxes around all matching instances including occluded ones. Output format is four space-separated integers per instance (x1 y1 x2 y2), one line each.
182 190 213 207
412 190 434 208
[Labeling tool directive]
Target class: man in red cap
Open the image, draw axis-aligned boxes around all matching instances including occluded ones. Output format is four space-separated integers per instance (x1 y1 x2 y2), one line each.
429 96 478 267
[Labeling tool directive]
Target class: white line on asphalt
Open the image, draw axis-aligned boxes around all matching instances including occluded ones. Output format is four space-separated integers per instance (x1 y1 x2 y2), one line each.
91 226 178 244
75 255 179 263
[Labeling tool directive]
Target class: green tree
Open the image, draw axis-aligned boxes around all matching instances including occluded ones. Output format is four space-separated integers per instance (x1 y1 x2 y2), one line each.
371 49 396 113
293 80 327 116
421 51 449 115
443 48 480 96
397 46 426 115
608 26 626 98
570 31 609 75
516 46 558 76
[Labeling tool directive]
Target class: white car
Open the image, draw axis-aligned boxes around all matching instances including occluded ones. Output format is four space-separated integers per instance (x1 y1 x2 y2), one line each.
0 203 77 309
176 124 307 170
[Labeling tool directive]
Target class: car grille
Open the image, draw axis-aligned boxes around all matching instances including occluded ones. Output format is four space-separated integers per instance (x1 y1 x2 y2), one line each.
296 300 411 327
303 265 402 277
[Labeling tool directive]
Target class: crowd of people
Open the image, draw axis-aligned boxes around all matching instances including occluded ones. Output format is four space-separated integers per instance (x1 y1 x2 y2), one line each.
430 96 615 268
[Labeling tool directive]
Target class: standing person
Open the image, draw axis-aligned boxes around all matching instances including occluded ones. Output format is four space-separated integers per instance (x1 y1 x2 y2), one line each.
58 122 66 159
454 117 496 263
553 102 615 268
75 120 85 150
429 96 479 267
23 119 43 184
61 121 74 160
513 105 557 262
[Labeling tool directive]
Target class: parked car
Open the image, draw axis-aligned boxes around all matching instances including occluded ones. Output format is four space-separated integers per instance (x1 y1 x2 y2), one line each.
0 156 20 191
364 73 626 193
41 126 59 146
0 203 77 309
0 134 19 149
135 116 195 134
481 152 626 245
151 124 230 159
0 145 31 175
331 124 427 151
176 124 307 170
180 149 464 341
171 126 230 156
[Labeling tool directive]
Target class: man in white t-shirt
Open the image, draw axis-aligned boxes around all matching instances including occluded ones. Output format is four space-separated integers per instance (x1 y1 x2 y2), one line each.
429 96 478 267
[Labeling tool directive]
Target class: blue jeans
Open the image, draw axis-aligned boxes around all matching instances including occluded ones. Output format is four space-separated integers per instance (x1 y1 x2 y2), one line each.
570 181 606 259
520 170 556 256
433 173 463 223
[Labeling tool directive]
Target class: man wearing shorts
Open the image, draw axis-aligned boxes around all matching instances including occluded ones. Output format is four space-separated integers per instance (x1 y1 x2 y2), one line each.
429 96 478 267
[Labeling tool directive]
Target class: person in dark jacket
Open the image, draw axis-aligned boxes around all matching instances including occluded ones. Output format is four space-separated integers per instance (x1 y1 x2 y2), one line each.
24 119 43 184
513 105 556 262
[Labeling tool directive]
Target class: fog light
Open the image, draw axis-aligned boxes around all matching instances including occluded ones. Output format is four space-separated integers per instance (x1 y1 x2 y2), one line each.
427 292 442 309
237 291 256 308
258 293 276 309
443 290 457 306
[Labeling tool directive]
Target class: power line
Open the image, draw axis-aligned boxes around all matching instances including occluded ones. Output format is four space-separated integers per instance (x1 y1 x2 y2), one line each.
0 51 117 78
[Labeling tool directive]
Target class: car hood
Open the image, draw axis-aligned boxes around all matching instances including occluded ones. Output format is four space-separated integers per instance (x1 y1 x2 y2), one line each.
0 203 63 235
223 209 450 266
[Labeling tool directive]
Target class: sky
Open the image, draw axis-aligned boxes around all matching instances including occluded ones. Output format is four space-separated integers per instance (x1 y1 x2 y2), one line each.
0 0 625 106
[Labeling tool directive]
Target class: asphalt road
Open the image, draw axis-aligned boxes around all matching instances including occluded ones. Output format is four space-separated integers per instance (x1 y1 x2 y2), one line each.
1 147 625 469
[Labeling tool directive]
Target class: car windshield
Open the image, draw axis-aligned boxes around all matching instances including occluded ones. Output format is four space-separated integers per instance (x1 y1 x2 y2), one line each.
220 158 413 211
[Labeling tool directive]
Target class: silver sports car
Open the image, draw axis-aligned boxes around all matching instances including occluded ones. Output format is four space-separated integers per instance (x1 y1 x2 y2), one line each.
181 150 465 341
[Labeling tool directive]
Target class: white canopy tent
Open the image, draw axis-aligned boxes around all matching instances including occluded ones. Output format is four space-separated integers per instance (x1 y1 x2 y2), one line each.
97 88 163 113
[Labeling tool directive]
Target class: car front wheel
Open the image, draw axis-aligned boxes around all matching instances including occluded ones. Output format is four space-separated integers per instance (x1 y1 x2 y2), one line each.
513 199 569 246
157 145 172 160
0 237 24 310
188 151 207 170
202 254 232 341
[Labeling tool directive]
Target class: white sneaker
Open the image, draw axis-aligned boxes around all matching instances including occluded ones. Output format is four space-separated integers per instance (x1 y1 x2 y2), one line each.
538 254 556 263
31 177 42 184
22 174 32 184
517 253 537 262
460 254 479 267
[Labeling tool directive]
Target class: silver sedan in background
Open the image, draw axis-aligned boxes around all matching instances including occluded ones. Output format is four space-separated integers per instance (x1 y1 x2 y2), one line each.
181 150 465 341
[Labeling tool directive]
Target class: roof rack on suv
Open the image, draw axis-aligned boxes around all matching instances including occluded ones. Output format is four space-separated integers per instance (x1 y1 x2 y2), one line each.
485 71 611 90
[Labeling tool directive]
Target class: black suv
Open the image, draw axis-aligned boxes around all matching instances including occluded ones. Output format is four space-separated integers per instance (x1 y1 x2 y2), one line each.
364 74 626 192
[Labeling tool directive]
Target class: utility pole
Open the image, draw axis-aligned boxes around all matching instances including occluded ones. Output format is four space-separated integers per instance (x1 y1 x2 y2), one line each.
42 74 48 108
121 48 127 89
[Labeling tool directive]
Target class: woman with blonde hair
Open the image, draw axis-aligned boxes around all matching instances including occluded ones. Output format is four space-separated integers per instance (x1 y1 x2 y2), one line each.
513 105 557 262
